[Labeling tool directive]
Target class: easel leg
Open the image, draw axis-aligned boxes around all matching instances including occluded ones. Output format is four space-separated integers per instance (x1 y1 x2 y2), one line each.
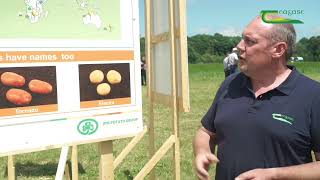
8 155 15 180
99 141 114 180
55 146 69 180
72 145 79 180
64 162 71 180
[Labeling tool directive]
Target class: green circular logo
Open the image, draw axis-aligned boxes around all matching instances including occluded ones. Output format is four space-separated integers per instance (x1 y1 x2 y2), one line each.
77 119 98 135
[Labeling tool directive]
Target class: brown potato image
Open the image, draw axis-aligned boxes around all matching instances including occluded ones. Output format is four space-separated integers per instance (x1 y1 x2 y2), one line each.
1 72 25 87
106 70 121 84
6 88 32 106
28 79 53 94
0 66 57 109
97 83 111 96
89 70 104 84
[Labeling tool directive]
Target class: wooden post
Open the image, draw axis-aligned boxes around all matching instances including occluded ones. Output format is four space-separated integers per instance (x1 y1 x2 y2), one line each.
178 0 190 113
145 0 156 179
8 155 15 180
71 145 79 180
169 0 181 179
64 161 71 180
99 141 114 180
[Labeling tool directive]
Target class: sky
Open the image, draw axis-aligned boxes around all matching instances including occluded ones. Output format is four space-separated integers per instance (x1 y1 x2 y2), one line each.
139 0 320 40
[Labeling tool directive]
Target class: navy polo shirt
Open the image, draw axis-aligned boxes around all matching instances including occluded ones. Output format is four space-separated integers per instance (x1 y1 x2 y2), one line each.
201 66 320 180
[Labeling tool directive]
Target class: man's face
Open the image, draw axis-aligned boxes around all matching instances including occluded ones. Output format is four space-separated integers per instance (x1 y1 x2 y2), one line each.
236 18 274 77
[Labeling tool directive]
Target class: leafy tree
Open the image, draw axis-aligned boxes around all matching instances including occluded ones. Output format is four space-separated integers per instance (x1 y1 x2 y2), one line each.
294 36 320 61
140 34 320 63
188 45 200 64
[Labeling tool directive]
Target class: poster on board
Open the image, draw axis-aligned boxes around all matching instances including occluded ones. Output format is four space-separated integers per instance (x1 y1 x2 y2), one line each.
0 0 142 156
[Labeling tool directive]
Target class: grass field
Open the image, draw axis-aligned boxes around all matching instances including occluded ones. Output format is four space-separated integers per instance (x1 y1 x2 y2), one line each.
0 62 319 179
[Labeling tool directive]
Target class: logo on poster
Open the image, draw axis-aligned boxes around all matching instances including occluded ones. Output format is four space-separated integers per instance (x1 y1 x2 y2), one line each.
77 119 99 135
261 10 304 24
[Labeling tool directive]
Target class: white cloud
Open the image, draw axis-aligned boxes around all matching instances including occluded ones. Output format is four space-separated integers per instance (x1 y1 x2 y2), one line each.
197 27 212 34
311 26 320 36
219 26 242 37
191 26 213 35
190 26 243 36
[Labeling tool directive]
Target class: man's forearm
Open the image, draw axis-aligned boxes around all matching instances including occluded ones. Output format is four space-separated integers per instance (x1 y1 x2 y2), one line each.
274 161 320 180
193 127 213 155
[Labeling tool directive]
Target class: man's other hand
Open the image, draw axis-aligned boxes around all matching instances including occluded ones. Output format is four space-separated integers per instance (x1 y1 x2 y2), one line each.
235 168 278 180
194 152 219 180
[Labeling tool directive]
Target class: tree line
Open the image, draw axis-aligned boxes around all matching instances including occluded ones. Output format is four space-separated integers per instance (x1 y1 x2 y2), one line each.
295 36 320 61
140 34 320 63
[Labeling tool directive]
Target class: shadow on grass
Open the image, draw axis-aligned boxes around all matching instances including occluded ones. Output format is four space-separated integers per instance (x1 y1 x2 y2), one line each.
4 160 85 178
123 169 134 180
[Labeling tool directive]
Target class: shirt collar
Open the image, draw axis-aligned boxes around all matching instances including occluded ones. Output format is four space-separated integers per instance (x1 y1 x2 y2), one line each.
240 73 250 89
240 65 300 95
275 65 300 95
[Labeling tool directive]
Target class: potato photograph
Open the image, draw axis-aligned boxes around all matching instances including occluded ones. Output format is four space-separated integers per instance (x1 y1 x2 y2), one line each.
0 66 57 108
78 63 130 102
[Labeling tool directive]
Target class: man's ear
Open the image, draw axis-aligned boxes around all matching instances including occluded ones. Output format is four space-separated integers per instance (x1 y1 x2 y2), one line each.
271 42 287 59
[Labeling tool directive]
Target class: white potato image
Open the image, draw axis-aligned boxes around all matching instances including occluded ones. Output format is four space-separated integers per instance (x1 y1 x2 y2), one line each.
89 70 104 84
106 70 121 84
96 83 111 96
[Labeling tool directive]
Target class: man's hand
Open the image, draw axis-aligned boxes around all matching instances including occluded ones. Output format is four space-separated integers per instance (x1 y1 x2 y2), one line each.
193 127 219 179
235 168 278 180
194 152 219 180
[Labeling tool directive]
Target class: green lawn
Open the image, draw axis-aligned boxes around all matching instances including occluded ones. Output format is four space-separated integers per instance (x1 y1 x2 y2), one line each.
0 62 319 179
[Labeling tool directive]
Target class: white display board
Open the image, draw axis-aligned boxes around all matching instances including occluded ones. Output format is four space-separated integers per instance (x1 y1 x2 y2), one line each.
150 0 189 112
0 0 142 156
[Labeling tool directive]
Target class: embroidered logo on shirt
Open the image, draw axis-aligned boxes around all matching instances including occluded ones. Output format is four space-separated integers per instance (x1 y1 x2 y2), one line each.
272 113 294 125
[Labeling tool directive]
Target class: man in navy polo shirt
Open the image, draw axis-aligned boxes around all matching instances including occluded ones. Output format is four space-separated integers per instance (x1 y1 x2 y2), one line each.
193 15 320 180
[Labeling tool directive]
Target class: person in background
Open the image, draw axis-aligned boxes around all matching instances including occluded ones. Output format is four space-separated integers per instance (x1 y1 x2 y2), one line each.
223 53 231 78
228 47 239 75
193 15 320 180
141 56 147 86
223 48 239 78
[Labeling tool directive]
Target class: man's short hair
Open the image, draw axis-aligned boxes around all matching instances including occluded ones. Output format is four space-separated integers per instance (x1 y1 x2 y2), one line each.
260 16 296 61
270 24 296 61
